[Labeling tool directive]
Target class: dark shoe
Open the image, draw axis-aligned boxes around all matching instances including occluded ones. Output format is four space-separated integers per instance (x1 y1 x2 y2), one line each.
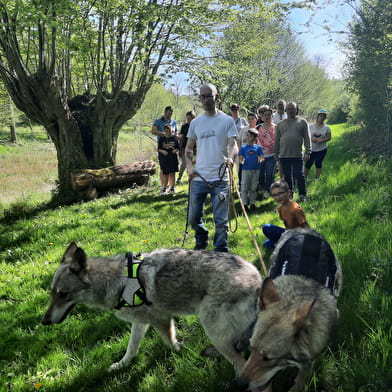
299 195 307 202
214 247 229 252
194 242 208 250
250 204 256 212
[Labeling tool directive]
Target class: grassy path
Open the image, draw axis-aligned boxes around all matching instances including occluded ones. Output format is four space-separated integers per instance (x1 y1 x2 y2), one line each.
0 124 391 391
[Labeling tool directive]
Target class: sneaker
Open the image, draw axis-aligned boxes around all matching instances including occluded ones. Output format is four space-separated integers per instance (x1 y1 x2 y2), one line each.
176 178 182 184
159 187 167 195
299 195 307 202
168 187 177 194
263 191 270 199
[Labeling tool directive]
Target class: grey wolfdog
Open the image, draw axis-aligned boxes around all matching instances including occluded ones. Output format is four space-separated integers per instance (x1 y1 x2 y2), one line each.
42 243 262 375
236 228 342 392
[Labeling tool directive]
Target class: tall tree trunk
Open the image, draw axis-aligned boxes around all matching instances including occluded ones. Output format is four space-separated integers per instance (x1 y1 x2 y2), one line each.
9 95 17 142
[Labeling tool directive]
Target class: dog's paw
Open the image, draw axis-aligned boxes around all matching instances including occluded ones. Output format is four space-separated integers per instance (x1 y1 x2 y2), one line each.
172 340 182 351
200 345 222 358
108 361 125 372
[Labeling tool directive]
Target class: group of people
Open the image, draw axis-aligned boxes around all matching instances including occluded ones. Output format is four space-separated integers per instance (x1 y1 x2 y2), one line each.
151 83 331 252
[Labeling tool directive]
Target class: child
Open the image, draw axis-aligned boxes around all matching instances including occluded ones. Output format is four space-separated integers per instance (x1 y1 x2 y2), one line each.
157 124 179 194
262 180 310 248
238 128 264 212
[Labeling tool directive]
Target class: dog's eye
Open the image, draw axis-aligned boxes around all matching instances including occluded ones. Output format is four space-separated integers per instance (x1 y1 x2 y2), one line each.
262 354 270 361
58 291 68 298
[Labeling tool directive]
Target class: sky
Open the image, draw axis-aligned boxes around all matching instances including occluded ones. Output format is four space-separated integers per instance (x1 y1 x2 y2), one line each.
287 1 356 79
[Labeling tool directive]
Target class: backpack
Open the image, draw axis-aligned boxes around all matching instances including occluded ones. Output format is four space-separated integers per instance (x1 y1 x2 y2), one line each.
269 229 339 295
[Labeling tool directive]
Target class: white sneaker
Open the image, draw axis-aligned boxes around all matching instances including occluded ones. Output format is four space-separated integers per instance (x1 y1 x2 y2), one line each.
159 187 167 195
168 187 177 194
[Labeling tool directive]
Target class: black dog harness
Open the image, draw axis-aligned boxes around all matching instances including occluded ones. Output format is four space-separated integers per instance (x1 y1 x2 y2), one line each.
114 252 150 309
269 232 338 295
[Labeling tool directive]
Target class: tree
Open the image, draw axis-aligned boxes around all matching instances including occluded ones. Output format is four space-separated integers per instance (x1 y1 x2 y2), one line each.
186 7 342 117
345 0 392 153
0 0 245 199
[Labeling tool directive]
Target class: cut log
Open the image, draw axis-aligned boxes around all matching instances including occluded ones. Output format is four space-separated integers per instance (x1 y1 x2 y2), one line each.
71 160 156 192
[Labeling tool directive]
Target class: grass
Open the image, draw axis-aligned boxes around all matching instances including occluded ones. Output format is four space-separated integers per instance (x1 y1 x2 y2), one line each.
0 123 391 391
0 125 156 212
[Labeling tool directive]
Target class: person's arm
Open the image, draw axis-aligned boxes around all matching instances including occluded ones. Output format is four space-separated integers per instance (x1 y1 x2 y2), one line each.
303 121 311 160
321 129 332 143
258 145 264 162
151 123 165 137
226 136 238 165
185 138 197 179
274 125 281 160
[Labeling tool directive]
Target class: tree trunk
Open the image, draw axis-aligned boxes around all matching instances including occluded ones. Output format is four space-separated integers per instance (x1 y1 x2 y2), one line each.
70 160 156 191
1 71 149 202
9 95 17 142
10 124 17 143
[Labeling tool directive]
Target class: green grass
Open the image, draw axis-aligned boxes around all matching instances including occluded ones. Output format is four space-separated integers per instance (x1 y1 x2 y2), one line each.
0 123 391 391
0 126 156 211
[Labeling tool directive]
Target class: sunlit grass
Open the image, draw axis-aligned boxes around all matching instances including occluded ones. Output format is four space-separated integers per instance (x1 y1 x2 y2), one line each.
0 126 156 211
0 123 391 391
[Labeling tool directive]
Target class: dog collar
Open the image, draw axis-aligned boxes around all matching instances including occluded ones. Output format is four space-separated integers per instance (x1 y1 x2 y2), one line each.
114 252 150 309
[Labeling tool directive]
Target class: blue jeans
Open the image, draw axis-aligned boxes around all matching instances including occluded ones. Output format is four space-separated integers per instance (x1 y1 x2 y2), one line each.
259 156 276 191
280 158 307 196
189 180 230 252
262 224 285 249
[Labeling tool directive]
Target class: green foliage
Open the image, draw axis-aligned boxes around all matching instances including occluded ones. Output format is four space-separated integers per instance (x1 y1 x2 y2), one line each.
187 7 343 117
127 83 199 130
345 0 392 154
1 124 392 391
324 81 353 124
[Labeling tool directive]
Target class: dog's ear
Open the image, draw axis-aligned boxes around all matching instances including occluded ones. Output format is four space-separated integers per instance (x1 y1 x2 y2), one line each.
293 300 315 330
69 247 88 274
61 242 78 264
260 277 280 309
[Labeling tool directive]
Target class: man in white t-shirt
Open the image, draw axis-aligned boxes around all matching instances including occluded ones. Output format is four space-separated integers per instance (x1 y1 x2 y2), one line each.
185 83 238 252
272 100 287 124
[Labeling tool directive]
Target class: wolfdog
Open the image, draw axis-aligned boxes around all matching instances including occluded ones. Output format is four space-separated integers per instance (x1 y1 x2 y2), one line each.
236 228 341 392
42 243 262 375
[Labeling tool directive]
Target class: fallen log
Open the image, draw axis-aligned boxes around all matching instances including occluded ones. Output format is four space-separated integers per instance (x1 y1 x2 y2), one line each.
71 160 156 192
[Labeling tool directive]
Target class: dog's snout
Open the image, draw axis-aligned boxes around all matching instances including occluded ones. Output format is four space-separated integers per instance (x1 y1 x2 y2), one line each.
42 318 52 325
41 314 53 325
234 376 249 391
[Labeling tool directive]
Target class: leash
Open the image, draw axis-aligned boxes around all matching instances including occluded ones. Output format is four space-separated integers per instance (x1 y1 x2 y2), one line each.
181 163 267 279
181 179 191 247
228 165 268 277
182 162 238 247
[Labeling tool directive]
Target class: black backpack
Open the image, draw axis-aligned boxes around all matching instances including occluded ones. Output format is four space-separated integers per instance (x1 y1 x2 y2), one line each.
269 229 339 295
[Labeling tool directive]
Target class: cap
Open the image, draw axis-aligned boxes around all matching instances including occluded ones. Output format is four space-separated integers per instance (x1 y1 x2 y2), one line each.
230 103 240 111
318 108 327 114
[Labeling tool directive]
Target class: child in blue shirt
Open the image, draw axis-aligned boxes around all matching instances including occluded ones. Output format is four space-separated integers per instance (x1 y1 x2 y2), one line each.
238 128 264 212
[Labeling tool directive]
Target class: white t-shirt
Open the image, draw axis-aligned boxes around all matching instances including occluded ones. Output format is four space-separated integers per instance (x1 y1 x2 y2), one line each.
310 124 331 152
273 112 287 124
188 111 238 181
